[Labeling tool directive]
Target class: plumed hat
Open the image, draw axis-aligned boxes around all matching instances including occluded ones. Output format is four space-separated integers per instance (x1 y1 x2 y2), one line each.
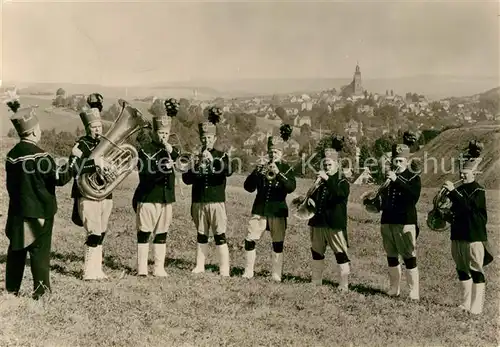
149 97 179 132
86 93 104 112
391 143 411 159
323 135 344 160
460 140 483 172
199 106 222 137
79 107 101 127
268 123 292 151
4 89 39 136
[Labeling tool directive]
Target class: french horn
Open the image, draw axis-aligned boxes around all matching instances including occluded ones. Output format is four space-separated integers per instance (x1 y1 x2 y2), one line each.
426 179 463 232
361 178 391 213
291 176 323 220
77 99 150 200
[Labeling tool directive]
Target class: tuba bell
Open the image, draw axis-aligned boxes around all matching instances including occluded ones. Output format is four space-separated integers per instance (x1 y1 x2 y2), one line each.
77 99 151 200
291 176 323 220
426 179 463 232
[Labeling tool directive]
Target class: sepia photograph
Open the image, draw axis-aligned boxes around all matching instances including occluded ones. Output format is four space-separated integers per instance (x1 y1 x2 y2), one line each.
0 0 499 346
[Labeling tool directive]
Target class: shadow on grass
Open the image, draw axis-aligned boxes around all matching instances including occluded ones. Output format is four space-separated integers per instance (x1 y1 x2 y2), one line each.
0 252 386 297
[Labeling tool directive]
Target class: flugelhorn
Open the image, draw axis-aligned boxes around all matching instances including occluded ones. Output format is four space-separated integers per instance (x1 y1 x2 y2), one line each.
426 179 463 232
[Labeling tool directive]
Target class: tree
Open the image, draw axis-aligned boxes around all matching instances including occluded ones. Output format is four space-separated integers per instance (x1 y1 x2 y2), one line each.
358 144 372 170
56 88 66 96
390 90 394 96
275 106 287 121
340 103 355 122
300 123 311 137
364 90 368 99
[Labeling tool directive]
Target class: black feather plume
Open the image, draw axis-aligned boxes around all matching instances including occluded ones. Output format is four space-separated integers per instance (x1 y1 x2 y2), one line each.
208 106 222 125
279 124 292 141
331 135 344 151
466 140 483 159
164 98 179 117
403 131 418 146
87 93 103 112
6 100 21 113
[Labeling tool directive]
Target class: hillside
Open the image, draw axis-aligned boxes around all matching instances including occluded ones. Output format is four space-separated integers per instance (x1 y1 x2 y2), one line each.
0 96 118 136
415 123 500 189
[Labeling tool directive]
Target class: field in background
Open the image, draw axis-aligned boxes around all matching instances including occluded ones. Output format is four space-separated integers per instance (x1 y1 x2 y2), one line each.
0 136 498 346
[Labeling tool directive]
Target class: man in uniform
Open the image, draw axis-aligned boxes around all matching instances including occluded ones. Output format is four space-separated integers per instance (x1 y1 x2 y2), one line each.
133 98 180 277
69 93 113 280
182 106 232 277
442 141 492 314
379 142 422 300
242 125 296 282
307 138 350 291
4 96 74 299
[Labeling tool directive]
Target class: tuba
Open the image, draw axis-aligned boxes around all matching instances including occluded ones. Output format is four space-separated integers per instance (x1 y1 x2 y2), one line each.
426 179 463 231
291 176 323 220
77 99 150 200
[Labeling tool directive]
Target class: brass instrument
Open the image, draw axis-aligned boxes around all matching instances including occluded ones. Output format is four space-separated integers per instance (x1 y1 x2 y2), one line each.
160 133 193 172
77 99 150 200
291 176 323 220
193 139 212 172
426 179 464 232
256 152 277 180
361 178 391 213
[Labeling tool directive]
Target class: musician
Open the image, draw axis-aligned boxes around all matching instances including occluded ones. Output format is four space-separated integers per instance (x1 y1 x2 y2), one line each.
182 106 232 277
442 148 489 314
379 143 421 300
308 139 350 291
4 98 74 299
132 98 180 277
242 125 296 282
69 93 114 280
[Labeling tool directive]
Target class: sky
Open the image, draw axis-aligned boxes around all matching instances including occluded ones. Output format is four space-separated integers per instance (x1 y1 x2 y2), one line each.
1 0 499 86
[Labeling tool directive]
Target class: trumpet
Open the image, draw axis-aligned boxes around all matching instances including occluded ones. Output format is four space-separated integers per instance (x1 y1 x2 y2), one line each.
194 141 212 172
426 179 463 232
255 152 279 180
159 133 193 172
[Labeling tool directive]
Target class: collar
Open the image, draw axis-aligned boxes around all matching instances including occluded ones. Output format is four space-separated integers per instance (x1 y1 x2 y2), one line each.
21 139 37 146
84 135 99 144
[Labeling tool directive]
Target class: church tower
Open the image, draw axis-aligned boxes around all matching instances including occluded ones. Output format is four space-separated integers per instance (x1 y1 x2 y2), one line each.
353 62 363 95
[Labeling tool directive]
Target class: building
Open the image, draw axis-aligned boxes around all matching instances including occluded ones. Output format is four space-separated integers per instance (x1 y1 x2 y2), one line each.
340 63 364 97
353 63 363 96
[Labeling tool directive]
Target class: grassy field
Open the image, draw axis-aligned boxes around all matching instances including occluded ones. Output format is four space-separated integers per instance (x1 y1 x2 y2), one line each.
0 136 499 347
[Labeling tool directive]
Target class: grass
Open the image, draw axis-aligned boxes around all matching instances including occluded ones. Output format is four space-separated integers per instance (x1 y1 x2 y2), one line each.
0 136 499 347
